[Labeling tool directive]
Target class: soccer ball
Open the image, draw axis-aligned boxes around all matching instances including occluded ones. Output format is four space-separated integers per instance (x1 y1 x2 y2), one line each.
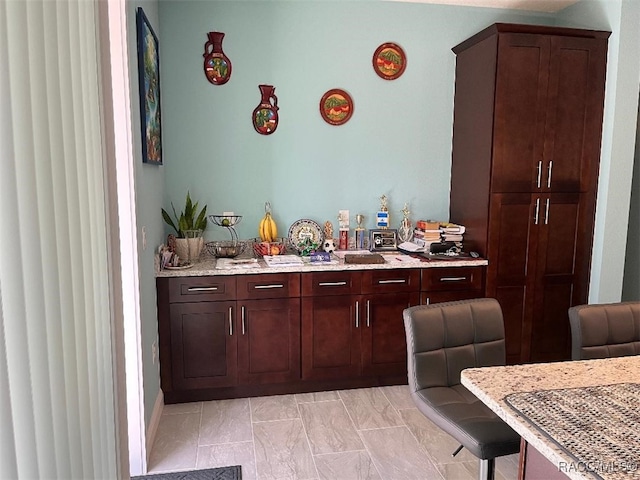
323 238 336 253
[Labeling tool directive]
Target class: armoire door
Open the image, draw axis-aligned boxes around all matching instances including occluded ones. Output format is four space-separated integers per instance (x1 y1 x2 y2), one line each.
528 193 592 362
542 36 608 194
491 33 550 193
486 193 540 364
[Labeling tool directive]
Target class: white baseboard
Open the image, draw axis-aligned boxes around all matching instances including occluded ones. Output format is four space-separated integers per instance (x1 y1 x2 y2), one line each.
146 388 164 466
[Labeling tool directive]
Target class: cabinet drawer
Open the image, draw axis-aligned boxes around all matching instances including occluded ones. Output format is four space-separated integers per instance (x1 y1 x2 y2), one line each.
167 276 236 303
421 267 484 292
236 273 300 300
361 269 420 294
302 271 361 296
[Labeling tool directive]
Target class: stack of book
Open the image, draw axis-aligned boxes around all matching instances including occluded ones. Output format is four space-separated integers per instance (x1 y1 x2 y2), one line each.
414 221 466 251
414 220 444 248
440 222 465 250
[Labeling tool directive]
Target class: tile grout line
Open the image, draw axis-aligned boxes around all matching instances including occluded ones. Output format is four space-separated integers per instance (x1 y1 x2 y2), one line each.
295 392 321 479
338 388 385 480
248 397 259 480
194 401 204 469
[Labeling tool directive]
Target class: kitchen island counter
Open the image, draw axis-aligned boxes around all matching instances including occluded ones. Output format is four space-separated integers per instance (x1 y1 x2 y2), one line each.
461 356 640 480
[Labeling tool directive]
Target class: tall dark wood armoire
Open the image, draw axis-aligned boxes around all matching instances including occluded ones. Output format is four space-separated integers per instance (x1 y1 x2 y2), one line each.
448 23 610 364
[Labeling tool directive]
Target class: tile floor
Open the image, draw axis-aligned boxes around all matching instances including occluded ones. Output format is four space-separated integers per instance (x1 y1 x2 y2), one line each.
148 385 520 480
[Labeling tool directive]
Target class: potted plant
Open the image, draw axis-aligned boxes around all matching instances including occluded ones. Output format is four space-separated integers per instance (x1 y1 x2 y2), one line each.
161 191 207 262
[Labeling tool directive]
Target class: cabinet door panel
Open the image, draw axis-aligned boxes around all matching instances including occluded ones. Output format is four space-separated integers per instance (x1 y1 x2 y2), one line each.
361 292 419 377
237 298 300 385
487 194 540 364
301 296 360 380
169 302 236 389
492 34 549 192
529 194 582 362
544 36 608 192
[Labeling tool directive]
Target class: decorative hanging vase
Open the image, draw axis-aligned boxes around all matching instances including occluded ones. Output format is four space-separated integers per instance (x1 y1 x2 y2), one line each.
252 84 279 135
203 32 231 85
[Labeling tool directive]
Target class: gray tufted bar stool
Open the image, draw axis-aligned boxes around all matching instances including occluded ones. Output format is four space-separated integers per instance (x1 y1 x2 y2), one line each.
403 298 520 480
568 301 640 360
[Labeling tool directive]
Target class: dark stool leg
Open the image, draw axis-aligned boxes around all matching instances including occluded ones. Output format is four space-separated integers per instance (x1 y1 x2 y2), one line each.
479 458 495 480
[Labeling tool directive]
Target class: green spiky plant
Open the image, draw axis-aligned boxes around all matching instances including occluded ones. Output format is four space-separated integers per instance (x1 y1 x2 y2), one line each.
161 191 207 237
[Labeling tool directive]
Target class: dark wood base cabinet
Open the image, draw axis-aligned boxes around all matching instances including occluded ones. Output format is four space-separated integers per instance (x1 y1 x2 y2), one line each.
157 266 485 403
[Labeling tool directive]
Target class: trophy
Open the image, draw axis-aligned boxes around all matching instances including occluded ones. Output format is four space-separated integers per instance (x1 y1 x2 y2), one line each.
355 214 366 249
398 203 414 243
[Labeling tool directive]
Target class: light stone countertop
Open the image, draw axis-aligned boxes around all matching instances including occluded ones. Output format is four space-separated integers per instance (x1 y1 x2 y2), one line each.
156 252 488 277
461 356 640 480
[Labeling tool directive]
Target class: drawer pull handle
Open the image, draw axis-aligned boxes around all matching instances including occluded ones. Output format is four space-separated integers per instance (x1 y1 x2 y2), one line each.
254 284 284 289
378 279 406 284
228 307 233 336
440 276 467 282
187 286 218 292
318 281 347 287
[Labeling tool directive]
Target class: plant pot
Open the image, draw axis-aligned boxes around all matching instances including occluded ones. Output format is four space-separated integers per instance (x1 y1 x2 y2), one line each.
174 237 204 263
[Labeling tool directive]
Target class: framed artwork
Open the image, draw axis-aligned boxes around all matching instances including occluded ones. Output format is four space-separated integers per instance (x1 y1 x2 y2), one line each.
319 89 354 126
136 8 162 165
372 42 406 80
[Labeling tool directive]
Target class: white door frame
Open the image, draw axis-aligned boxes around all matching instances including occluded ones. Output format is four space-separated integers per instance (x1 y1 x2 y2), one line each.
98 0 146 476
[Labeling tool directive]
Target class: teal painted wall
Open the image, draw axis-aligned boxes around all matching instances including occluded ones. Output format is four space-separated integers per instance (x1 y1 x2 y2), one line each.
157 1 552 242
128 0 164 429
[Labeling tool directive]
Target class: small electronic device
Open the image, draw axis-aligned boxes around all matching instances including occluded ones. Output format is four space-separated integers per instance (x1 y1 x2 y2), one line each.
369 229 398 251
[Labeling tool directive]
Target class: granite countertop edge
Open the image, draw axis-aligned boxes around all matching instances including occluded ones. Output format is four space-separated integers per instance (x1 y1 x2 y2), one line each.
156 255 488 277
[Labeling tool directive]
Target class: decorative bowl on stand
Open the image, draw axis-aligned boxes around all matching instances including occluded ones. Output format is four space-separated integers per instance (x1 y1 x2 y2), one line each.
207 214 245 258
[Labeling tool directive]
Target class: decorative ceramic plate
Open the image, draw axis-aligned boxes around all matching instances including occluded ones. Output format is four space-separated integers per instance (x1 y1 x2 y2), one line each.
288 219 325 253
372 42 406 80
319 89 354 126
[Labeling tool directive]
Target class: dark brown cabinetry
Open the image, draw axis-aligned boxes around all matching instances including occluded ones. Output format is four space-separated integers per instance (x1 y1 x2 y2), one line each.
236 274 301 385
420 266 484 305
301 269 419 382
157 264 486 402
157 273 300 403
449 24 609 363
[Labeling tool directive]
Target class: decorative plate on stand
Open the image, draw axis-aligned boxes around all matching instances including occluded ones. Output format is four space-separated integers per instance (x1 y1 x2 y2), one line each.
288 219 324 253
